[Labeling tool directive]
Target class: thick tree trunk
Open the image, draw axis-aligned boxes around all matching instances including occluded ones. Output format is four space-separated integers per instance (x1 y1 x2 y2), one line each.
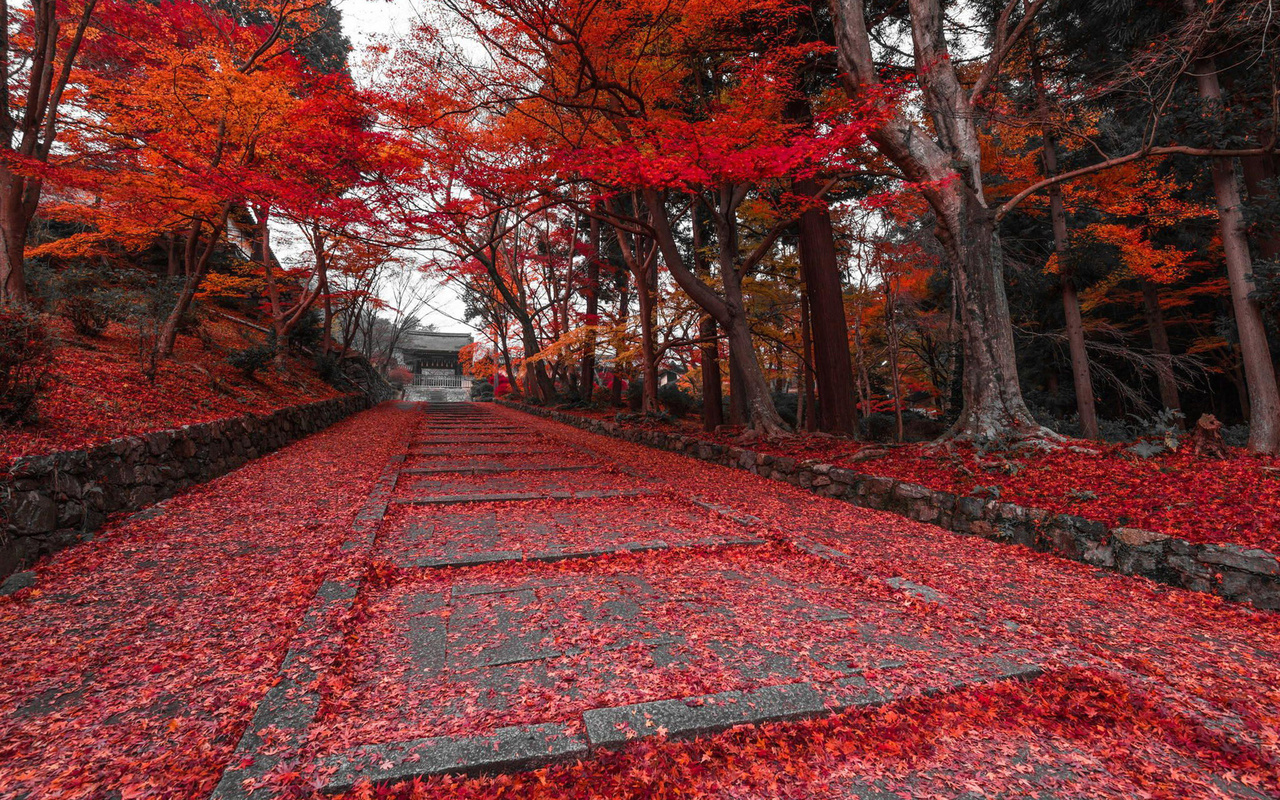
699 314 723 431
0 181 29 304
1141 281 1183 418
945 198 1041 439
690 206 723 430
795 179 858 435
718 234 786 434
829 0 1043 442
1190 51 1280 452
520 323 556 401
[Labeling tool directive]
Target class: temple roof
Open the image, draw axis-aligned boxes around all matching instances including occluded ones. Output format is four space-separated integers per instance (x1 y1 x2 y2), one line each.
398 330 474 354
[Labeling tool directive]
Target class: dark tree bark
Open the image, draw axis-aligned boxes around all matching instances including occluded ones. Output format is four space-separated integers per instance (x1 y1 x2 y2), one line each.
580 214 601 398
798 277 817 433
691 208 723 430
644 186 789 434
795 178 859 435
700 314 723 430
1141 281 1183 418
612 266 628 407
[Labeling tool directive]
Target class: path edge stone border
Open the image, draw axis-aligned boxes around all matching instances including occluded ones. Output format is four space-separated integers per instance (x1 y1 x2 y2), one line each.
497 400 1280 611
210 433 411 800
1 393 372 580
315 657 1042 794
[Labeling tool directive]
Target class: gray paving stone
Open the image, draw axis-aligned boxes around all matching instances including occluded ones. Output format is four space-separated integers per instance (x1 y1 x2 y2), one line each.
414 551 525 568
402 464 596 475
409 447 566 456
319 722 590 792
583 681 841 747
393 489 658 505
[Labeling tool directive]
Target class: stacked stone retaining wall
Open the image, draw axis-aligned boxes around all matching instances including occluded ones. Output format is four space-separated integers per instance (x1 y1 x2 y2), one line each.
1 394 371 578
499 400 1280 611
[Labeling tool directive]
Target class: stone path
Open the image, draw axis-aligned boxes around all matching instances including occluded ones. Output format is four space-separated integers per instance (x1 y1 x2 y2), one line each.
213 403 1043 797
5 401 1277 800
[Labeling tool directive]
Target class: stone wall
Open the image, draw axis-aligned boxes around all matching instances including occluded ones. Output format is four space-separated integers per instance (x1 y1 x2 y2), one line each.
499 400 1280 611
1 394 371 578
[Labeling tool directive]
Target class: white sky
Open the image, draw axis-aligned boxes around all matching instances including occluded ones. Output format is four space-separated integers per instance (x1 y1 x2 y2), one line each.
331 0 477 335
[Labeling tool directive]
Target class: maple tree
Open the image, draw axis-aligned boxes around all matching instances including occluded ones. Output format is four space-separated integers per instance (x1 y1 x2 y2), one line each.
0 0 100 304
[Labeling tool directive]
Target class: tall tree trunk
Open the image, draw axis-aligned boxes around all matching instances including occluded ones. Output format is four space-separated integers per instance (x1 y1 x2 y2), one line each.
690 204 723 430
580 214 601 398
1060 278 1098 437
519 323 555 401
884 280 904 442
1184 26 1280 451
613 217 660 415
716 232 781 433
635 259 659 414
319 256 333 355
699 314 723 430
1141 281 1183 418
799 279 817 433
795 179 859 435
612 268 628 407
1028 29 1099 439
0 0 98 305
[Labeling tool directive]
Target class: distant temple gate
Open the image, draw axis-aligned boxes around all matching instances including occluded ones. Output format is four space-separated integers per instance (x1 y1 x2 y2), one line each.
394 330 473 401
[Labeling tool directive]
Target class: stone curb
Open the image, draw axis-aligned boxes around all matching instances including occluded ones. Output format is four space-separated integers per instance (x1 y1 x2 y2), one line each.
316 657 1042 793
497 400 1280 611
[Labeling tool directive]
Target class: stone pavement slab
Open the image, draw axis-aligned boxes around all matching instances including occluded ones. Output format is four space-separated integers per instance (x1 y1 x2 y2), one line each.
206 403 1054 799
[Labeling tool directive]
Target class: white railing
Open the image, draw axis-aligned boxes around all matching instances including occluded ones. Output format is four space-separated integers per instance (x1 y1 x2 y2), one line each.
413 373 462 388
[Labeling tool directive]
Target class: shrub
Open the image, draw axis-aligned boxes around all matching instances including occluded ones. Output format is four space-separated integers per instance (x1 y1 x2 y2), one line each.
627 376 644 411
861 409 946 443
227 343 275 379
470 380 495 401
0 304 54 425
314 353 342 384
657 382 695 418
771 391 798 428
63 294 111 337
388 366 413 387
288 309 323 350
56 268 113 336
